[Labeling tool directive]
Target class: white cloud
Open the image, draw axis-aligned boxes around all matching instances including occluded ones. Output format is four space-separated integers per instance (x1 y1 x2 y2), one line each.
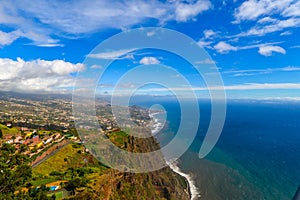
0 0 212 46
131 83 300 92
234 0 294 22
224 66 300 77
91 65 103 69
0 1 62 47
258 45 286 56
244 18 300 36
195 58 216 64
258 17 277 24
214 41 237 53
0 29 62 47
234 0 266 21
0 30 22 46
222 83 300 90
36 43 64 47
174 0 212 22
203 29 216 38
232 73 257 77
282 0 300 17
0 58 85 93
281 66 300 71
139 57 160 65
146 31 156 37
87 49 136 60
212 41 283 55
233 0 300 37
280 31 292 36
197 40 213 48
197 29 217 48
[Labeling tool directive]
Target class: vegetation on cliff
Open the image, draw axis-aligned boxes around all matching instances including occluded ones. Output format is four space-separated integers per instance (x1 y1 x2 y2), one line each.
30 131 190 200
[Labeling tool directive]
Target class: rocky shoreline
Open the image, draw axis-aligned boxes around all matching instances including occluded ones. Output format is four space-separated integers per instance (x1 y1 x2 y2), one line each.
167 160 200 200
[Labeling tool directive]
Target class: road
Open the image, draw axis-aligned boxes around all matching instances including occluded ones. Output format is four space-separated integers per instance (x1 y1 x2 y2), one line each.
32 140 71 168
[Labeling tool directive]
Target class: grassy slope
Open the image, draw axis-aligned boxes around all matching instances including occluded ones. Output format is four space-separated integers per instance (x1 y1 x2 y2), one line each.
0 124 20 135
32 132 189 200
32 143 106 186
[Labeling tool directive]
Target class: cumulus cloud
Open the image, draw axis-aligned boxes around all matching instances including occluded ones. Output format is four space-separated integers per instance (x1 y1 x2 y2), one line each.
139 57 160 65
258 45 286 56
212 41 286 55
174 0 212 22
0 58 85 93
214 41 237 53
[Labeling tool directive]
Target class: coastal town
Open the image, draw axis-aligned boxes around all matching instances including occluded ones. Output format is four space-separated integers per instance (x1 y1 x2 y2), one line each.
0 92 187 200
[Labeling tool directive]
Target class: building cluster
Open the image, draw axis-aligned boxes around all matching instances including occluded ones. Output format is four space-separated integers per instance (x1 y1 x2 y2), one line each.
3 128 65 156
0 97 73 129
0 95 154 157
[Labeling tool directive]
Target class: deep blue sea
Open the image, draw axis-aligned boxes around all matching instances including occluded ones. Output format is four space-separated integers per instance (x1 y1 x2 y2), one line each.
133 98 300 200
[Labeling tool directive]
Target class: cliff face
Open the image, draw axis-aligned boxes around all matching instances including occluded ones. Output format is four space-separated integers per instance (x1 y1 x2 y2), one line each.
72 168 190 200
69 132 190 200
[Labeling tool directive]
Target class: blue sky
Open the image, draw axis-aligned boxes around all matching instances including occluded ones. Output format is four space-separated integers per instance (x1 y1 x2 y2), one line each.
0 0 300 100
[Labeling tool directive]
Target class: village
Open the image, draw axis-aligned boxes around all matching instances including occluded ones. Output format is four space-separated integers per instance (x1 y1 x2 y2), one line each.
2 124 76 157
0 93 155 199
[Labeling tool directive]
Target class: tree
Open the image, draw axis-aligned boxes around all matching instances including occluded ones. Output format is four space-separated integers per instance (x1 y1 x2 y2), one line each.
65 168 88 195
27 184 50 200
0 143 32 199
0 129 2 139
0 143 54 199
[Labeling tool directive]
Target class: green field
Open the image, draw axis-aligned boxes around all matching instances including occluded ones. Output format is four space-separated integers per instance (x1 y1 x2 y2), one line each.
33 143 86 176
47 191 63 199
32 142 107 186
108 131 129 147
31 178 57 187
31 142 109 199
0 124 20 136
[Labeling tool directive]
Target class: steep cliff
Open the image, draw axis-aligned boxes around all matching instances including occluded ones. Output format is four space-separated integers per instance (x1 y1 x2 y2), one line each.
67 131 190 200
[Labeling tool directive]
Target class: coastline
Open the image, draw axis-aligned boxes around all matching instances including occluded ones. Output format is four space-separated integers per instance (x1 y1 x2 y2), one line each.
149 110 200 200
167 160 200 200
149 110 165 135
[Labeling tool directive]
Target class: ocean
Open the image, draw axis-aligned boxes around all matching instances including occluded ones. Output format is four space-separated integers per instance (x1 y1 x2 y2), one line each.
134 98 300 200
